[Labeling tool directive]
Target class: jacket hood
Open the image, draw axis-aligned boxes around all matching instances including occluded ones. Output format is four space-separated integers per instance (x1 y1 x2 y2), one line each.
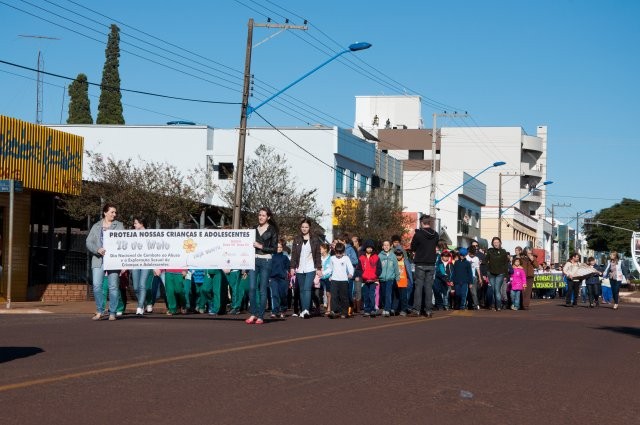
420 228 438 239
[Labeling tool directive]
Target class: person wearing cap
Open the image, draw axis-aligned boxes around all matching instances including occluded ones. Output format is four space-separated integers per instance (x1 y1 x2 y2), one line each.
451 248 474 310
434 250 453 310
391 235 414 310
410 214 439 317
394 247 411 315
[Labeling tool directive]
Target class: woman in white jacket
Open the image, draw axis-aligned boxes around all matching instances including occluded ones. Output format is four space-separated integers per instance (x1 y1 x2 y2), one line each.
602 251 626 310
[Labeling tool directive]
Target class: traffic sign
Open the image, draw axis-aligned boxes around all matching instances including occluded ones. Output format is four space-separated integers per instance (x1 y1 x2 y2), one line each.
0 180 23 192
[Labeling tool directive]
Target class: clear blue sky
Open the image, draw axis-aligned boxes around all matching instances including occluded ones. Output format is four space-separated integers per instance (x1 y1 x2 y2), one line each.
1 0 637 222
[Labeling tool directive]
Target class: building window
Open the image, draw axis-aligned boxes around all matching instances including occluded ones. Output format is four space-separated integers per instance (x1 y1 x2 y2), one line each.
348 171 355 195
408 150 424 160
359 174 367 194
218 162 234 180
335 167 345 193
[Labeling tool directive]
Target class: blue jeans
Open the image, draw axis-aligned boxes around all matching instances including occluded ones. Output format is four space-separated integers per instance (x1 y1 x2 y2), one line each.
433 280 450 309
393 286 408 313
269 277 288 314
381 280 394 312
362 282 377 313
511 290 521 309
249 258 272 319
130 269 149 309
92 267 119 315
488 273 505 309
455 282 469 310
610 279 621 304
296 271 315 312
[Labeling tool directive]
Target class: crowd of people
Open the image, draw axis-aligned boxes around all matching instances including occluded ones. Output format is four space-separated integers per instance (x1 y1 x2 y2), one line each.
87 205 629 322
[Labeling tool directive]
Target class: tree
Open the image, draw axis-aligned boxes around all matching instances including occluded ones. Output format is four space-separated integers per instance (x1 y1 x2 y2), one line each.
97 24 124 124
217 145 323 238
585 198 640 255
67 73 93 124
61 151 214 227
333 188 412 244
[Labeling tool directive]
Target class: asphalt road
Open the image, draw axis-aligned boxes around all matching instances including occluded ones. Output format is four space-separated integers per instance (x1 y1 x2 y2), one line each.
1 301 639 425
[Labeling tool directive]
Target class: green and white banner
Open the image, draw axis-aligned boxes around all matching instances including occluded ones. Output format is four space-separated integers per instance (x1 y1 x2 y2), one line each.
532 272 565 289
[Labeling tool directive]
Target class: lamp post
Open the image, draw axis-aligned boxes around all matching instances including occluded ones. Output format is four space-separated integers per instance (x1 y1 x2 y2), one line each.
574 209 593 254
231 30 372 228
434 161 506 205
499 180 553 239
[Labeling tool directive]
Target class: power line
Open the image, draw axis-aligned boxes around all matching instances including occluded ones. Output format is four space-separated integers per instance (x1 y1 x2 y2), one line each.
0 59 240 105
1 0 245 93
59 0 355 129
0 68 195 121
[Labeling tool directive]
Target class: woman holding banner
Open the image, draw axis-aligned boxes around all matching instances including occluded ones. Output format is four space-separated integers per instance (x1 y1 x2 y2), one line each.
130 216 149 315
246 207 279 325
86 203 124 321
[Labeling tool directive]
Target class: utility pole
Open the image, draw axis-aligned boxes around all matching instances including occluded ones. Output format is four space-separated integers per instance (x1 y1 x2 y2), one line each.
548 202 570 265
232 19 307 229
429 112 468 229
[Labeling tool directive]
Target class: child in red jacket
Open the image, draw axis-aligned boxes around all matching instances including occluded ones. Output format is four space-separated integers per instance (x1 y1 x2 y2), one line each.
357 239 382 317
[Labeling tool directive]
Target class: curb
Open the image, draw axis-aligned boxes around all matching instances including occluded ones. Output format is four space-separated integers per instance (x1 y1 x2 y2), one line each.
0 309 52 314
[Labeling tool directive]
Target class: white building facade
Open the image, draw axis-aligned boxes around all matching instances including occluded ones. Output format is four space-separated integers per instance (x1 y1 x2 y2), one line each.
353 95 550 251
49 124 401 237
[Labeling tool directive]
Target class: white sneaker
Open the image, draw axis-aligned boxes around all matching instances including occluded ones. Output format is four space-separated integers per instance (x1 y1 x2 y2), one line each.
135 307 144 315
146 305 153 313
116 311 123 317
301 309 310 319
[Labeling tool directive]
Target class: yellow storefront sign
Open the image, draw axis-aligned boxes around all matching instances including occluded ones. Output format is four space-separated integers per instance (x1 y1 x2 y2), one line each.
332 198 359 226
0 116 83 195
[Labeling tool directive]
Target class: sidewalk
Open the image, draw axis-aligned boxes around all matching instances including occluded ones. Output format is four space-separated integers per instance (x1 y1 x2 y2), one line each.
0 300 169 315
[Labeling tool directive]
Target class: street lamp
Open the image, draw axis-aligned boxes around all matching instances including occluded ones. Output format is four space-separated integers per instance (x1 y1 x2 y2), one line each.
498 180 553 238
232 28 372 228
434 161 506 205
574 209 593 254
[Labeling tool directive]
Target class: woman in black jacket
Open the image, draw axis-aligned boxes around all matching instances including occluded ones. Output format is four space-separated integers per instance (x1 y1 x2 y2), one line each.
485 236 510 311
246 207 279 325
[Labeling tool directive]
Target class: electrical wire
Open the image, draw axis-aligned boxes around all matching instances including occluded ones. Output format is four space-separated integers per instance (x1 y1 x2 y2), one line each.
0 68 197 121
0 59 240 104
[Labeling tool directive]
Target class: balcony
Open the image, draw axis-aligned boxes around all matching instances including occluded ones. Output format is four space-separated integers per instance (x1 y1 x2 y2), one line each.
522 135 544 152
521 162 544 178
457 218 481 238
520 187 543 204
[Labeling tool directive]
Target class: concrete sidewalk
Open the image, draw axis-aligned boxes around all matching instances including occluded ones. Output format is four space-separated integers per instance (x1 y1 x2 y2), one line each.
0 300 169 315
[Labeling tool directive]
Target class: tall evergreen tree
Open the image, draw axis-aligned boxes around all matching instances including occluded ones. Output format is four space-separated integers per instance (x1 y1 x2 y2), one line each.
97 24 124 124
67 73 93 124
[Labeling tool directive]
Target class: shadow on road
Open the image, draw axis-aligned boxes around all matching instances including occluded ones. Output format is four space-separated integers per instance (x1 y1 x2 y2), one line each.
594 326 640 338
0 347 45 363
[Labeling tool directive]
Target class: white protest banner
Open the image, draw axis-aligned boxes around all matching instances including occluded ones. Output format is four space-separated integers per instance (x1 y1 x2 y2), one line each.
102 229 255 270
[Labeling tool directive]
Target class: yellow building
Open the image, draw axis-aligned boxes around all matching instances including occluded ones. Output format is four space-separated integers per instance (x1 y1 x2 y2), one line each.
0 116 83 301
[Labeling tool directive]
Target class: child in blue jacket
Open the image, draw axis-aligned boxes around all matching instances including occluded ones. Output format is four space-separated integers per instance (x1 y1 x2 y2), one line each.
451 248 474 310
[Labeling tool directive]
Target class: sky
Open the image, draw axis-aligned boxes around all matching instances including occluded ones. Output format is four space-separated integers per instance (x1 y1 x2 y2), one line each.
1 0 638 224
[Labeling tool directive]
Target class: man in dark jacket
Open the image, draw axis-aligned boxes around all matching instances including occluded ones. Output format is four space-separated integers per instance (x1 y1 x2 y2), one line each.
410 215 439 317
